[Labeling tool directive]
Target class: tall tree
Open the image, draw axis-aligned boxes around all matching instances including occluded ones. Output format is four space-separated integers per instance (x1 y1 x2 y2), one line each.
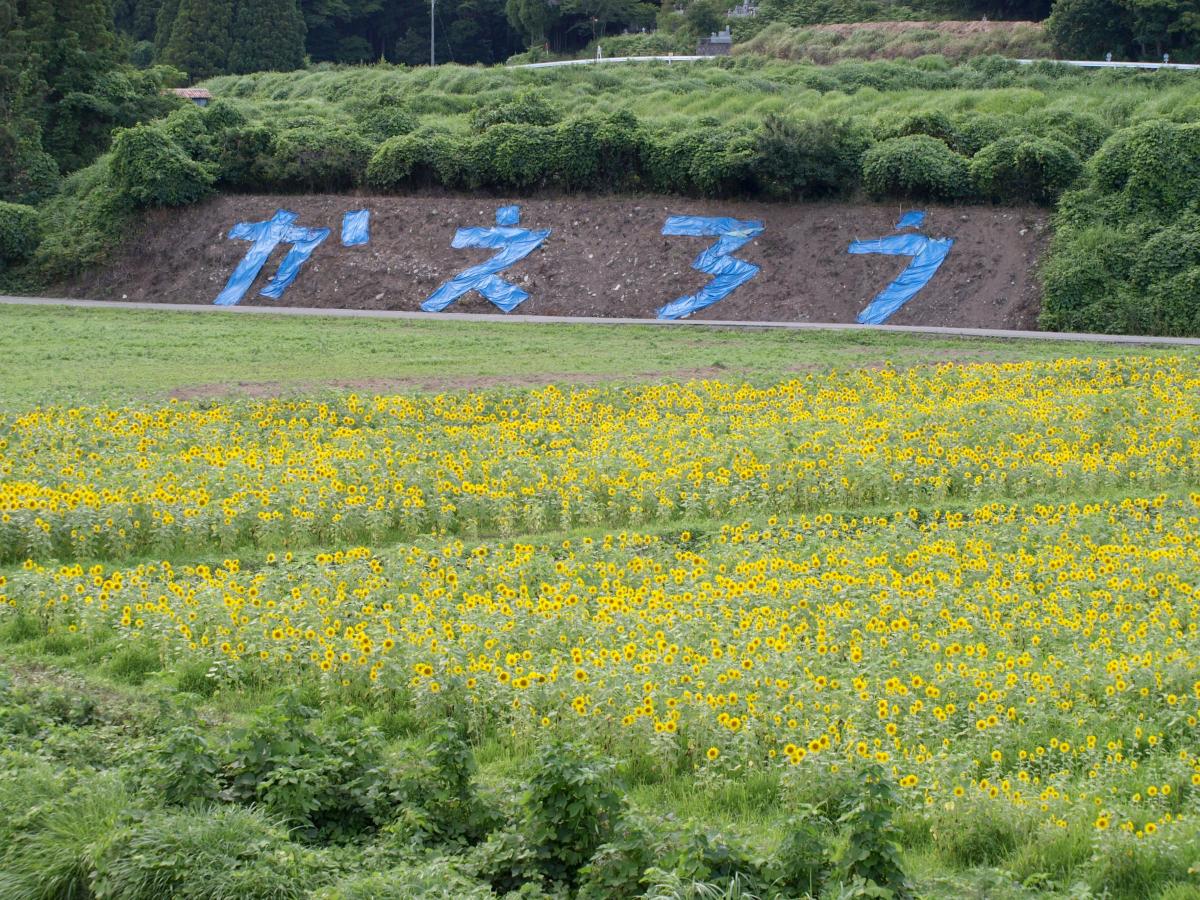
162 0 233 80
228 0 306 73
155 0 181 50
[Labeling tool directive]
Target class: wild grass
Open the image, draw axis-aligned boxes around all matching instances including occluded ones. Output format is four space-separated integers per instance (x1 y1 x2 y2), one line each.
203 55 1200 135
738 21 1053 64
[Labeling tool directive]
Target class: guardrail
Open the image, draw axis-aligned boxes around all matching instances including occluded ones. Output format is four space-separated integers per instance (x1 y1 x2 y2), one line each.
510 54 1200 70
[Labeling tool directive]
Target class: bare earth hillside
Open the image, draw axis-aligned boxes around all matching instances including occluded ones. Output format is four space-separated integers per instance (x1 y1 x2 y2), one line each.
65 194 1048 328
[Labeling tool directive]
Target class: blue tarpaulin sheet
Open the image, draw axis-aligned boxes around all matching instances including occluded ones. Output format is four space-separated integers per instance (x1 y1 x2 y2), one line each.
848 233 954 325
260 225 331 299
896 210 926 229
657 216 764 320
422 206 550 313
341 209 370 246
213 209 330 306
214 210 297 306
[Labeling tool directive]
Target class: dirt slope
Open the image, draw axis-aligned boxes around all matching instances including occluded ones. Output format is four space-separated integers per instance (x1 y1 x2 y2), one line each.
65 194 1048 328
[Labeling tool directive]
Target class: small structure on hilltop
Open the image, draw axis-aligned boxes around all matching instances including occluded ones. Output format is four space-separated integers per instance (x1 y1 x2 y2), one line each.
697 26 733 55
168 88 213 107
728 1 758 17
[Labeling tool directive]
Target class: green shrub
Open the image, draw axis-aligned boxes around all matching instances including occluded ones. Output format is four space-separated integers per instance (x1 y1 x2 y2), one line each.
1089 120 1200 217
1024 108 1112 158
767 812 832 897
471 124 555 190
970 135 1082 203
861 134 970 201
160 104 218 162
1038 222 1144 332
265 126 372 191
523 739 623 886
147 722 221 805
550 111 645 192
469 826 541 895
470 89 559 131
201 99 248 133
950 113 1019 156
655 826 763 888
215 124 277 190
221 698 405 841
753 115 869 198
645 126 758 197
0 202 42 267
0 138 61 206
426 132 475 190
832 766 911 898
365 133 424 190
108 125 215 207
576 814 662 900
92 805 309 900
879 109 962 152
354 106 419 142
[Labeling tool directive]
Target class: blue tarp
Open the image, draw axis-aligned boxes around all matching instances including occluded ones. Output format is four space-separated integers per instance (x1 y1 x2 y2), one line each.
213 209 330 306
214 210 297 306
259 225 331 299
896 210 926 230
341 209 370 246
848 233 954 325
421 206 551 313
657 215 764 320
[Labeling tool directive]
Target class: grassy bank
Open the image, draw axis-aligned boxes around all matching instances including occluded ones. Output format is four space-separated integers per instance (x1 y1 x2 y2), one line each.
2 302 1197 408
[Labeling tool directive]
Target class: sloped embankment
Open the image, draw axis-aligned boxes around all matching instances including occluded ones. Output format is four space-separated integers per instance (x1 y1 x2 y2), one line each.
64 194 1048 328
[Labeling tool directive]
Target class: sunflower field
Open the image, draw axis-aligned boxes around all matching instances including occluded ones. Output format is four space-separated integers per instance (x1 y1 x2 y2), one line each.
2 354 1199 899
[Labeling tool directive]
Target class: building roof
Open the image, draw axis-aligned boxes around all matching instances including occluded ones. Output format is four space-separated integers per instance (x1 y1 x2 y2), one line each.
168 88 214 100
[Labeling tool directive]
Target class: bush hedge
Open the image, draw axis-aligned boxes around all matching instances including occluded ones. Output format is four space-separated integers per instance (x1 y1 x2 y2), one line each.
970 135 1082 204
108 125 215 208
0 202 42 267
861 134 971 201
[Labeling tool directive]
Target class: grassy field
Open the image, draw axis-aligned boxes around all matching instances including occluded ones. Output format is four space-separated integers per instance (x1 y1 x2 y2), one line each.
3 305 1200 899
207 56 1200 135
1 303 1196 408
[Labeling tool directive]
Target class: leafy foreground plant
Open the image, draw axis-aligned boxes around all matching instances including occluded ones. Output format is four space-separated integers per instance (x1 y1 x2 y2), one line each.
832 766 912 899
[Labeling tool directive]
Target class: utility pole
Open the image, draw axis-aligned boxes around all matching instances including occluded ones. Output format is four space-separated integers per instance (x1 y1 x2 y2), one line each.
430 0 436 66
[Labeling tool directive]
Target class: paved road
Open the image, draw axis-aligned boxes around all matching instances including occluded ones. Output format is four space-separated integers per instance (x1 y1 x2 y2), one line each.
4 294 1200 346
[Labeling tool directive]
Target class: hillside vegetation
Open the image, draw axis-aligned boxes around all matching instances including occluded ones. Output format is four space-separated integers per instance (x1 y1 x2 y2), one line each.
5 57 1200 334
738 21 1053 63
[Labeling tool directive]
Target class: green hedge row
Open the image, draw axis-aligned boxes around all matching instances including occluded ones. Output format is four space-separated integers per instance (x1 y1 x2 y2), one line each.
1039 121 1200 336
111 94 1114 206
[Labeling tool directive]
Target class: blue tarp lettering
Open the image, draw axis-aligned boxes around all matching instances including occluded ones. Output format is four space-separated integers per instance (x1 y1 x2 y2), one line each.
657 216 764 320
342 209 370 246
213 209 330 306
421 206 551 313
849 226 954 325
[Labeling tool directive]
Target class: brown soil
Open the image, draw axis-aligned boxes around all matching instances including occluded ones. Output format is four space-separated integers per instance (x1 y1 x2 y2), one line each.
800 20 1041 36
64 193 1049 329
